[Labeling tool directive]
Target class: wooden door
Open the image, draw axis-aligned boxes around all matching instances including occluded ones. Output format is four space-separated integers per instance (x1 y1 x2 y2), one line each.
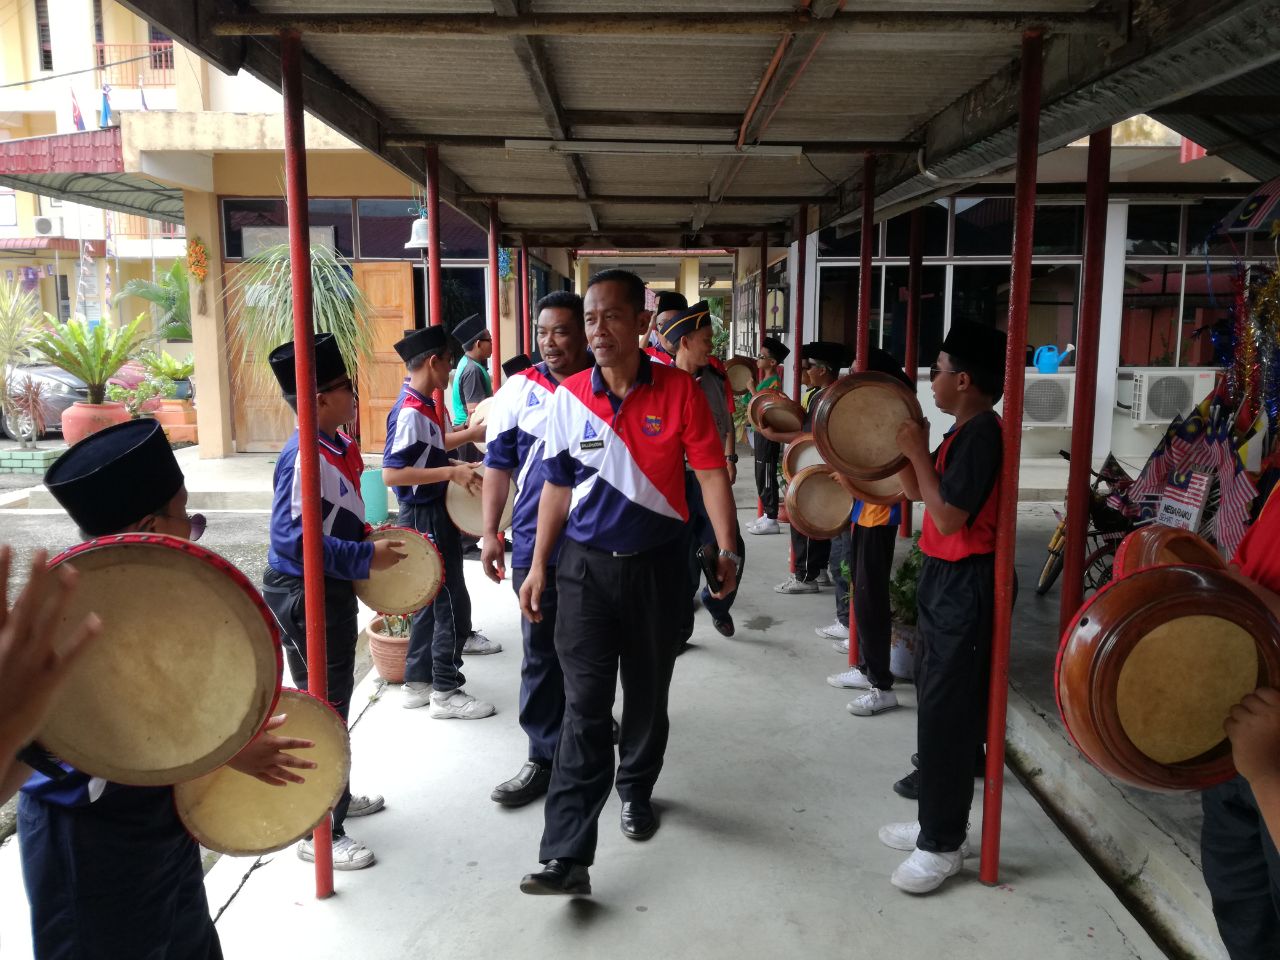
227 263 297 453
355 261 415 454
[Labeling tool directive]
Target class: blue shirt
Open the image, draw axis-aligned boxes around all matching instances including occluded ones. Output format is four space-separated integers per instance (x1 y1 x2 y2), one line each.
384 385 451 505
267 429 373 581
484 361 563 569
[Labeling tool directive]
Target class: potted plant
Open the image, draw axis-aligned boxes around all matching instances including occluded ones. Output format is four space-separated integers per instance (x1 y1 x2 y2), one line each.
366 614 411 683
107 375 172 419
6 377 48 449
142 350 196 402
33 316 148 444
117 259 192 342
888 534 925 681
0 276 44 443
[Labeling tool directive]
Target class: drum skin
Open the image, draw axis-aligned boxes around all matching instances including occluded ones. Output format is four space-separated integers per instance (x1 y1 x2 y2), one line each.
355 527 443 616
812 372 923 481
43 535 282 787
469 396 494 453
175 688 351 856
1056 565 1280 791
782 434 825 483
446 464 515 539
724 356 757 395
784 464 854 540
747 389 805 434
1112 525 1225 580
844 473 907 507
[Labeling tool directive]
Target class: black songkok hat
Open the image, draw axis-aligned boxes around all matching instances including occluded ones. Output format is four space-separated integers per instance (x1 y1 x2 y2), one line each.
502 354 533 377
802 340 851 373
940 321 1008 384
452 313 488 349
45 419 184 537
761 336 790 363
657 301 712 355
394 325 448 363
268 332 348 397
862 346 915 389
654 291 688 315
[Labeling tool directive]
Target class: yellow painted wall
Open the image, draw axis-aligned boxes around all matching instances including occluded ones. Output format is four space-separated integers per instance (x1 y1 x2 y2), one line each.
213 152 414 198
0 0 37 86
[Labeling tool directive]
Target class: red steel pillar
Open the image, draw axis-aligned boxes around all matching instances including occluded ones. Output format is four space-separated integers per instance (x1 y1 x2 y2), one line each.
758 230 769 518
791 206 807 402
848 157 876 665
980 29 1043 886
902 206 923 538
1060 130 1112 634
426 145 446 414
280 28 333 898
488 201 503 386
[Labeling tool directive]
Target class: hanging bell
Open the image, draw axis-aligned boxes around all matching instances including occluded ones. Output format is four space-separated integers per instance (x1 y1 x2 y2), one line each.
404 216 430 250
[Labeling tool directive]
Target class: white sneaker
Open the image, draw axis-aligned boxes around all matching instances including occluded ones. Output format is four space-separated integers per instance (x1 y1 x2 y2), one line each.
403 681 433 710
891 848 965 894
774 575 819 594
827 667 872 689
749 517 780 535
815 621 847 640
429 688 496 719
833 637 849 655
847 688 899 716
297 834 376 871
462 632 502 655
346 793 385 818
815 569 833 587
878 821 971 857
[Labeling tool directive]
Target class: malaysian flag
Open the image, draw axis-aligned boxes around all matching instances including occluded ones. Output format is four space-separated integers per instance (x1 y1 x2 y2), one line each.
1222 176 1280 235
1116 415 1183 515
1163 468 1210 510
70 88 85 131
1213 421 1258 557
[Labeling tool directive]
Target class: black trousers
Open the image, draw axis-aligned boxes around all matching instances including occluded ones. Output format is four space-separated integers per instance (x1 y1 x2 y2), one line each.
513 567 565 765
261 567 358 836
399 499 472 692
683 470 745 631
539 537 689 866
1202 774 1280 959
753 434 780 519
790 527 831 582
915 553 994 853
852 524 898 690
19 788 221 960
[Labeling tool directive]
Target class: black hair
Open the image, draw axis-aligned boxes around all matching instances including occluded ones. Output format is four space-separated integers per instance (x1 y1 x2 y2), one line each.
407 348 448 373
537 290 585 326
949 357 1004 402
587 268 647 313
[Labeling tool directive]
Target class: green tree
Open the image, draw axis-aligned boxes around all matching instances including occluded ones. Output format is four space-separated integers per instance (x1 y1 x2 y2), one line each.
118 259 192 341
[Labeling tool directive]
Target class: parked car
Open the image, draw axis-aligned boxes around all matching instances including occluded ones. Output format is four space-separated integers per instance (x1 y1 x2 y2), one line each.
1 361 158 440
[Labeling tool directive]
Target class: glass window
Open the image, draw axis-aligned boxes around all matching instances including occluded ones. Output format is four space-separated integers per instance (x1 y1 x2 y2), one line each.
950 264 1010 328
416 265 487 335
1186 199 1243 258
951 264 1080 363
34 0 52 71
815 266 882 346
1032 205 1084 256
883 266 946 369
953 198 1014 257
1119 263 1181 367
884 201 948 257
357 199 419 259
222 198 354 259
1126 204 1181 256
1179 264 1235 367
815 226 859 258
765 258 789 340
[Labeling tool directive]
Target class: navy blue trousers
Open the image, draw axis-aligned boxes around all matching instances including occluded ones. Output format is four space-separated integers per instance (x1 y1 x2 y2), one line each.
399 499 471 692
512 567 564 765
1202 774 1280 959
19 788 221 960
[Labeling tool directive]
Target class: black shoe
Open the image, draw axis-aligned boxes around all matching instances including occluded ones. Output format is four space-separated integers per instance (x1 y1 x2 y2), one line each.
712 615 735 638
911 753 919 769
520 859 591 896
894 768 920 800
491 761 551 807
621 800 658 841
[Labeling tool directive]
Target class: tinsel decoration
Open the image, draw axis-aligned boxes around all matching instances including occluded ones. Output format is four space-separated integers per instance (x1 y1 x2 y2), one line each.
1235 270 1256 425
1254 267 1280 437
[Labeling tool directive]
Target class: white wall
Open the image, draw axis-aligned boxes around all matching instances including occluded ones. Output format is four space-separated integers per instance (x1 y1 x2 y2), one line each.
207 70 283 113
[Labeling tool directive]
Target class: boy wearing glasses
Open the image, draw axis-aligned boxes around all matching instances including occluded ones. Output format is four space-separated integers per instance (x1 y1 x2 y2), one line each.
880 320 1007 894
262 333 404 871
746 336 789 535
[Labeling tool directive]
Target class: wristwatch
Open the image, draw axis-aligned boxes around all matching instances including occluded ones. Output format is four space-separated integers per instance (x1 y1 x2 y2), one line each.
718 548 743 573
726 454 739 464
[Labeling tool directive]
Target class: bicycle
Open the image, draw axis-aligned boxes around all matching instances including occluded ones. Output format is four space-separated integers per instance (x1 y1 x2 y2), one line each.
1035 450 1136 597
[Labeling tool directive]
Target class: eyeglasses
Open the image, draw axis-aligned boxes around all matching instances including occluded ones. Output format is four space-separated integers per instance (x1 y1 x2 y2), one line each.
929 365 960 382
188 513 207 542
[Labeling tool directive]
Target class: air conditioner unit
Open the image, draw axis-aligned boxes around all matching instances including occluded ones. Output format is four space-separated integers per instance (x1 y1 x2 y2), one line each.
1022 372 1074 428
1130 369 1216 425
33 216 61 236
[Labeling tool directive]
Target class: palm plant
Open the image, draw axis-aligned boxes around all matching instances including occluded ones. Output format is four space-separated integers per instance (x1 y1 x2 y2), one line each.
118 259 192 341
0 276 42 408
224 243 374 392
33 316 149 404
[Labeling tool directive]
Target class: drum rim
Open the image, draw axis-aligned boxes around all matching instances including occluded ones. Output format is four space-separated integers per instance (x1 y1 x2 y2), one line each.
358 526 444 616
781 433 817 483
1113 525 1225 581
757 393 805 433
1056 565 1280 791
174 687 352 856
746 388 784 432
43 534 283 786
724 356 757 394
445 467 515 539
812 371 922 481
784 463 852 540
843 473 906 506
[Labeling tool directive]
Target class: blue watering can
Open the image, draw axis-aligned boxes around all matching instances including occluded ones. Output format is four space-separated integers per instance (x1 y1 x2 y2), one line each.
1033 345 1062 374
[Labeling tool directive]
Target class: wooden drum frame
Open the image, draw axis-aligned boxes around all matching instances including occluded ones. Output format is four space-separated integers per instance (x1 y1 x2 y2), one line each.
784 464 854 540
355 527 444 616
724 356 758 395
844 473 907 507
782 434 826 483
747 389 805 434
1056 565 1280 791
1113 525 1226 580
811 372 922 481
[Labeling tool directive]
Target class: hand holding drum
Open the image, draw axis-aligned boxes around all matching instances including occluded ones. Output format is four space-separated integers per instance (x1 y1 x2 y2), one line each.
356 528 443 616
812 372 924 481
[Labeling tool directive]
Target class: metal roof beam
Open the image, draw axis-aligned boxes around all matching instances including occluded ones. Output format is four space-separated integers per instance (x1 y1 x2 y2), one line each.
386 134 919 155
1156 94 1280 115
213 10 1125 38
566 110 743 130
460 192 828 205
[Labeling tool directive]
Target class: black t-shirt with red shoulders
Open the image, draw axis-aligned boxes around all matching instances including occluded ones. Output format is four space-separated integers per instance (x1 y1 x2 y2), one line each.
920 410 1003 561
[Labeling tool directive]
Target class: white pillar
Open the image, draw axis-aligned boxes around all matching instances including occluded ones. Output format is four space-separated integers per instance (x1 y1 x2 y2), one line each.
1091 200 1129 465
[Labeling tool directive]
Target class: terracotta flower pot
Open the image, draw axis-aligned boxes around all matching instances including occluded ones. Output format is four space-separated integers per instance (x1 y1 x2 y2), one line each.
155 399 197 426
60 401 130 445
367 615 410 683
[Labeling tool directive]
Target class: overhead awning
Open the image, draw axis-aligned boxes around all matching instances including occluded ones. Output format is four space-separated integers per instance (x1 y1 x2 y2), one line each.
0 237 104 254
0 127 184 224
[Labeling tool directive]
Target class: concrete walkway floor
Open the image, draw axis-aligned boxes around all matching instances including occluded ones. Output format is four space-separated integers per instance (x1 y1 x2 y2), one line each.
0 498 1166 959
